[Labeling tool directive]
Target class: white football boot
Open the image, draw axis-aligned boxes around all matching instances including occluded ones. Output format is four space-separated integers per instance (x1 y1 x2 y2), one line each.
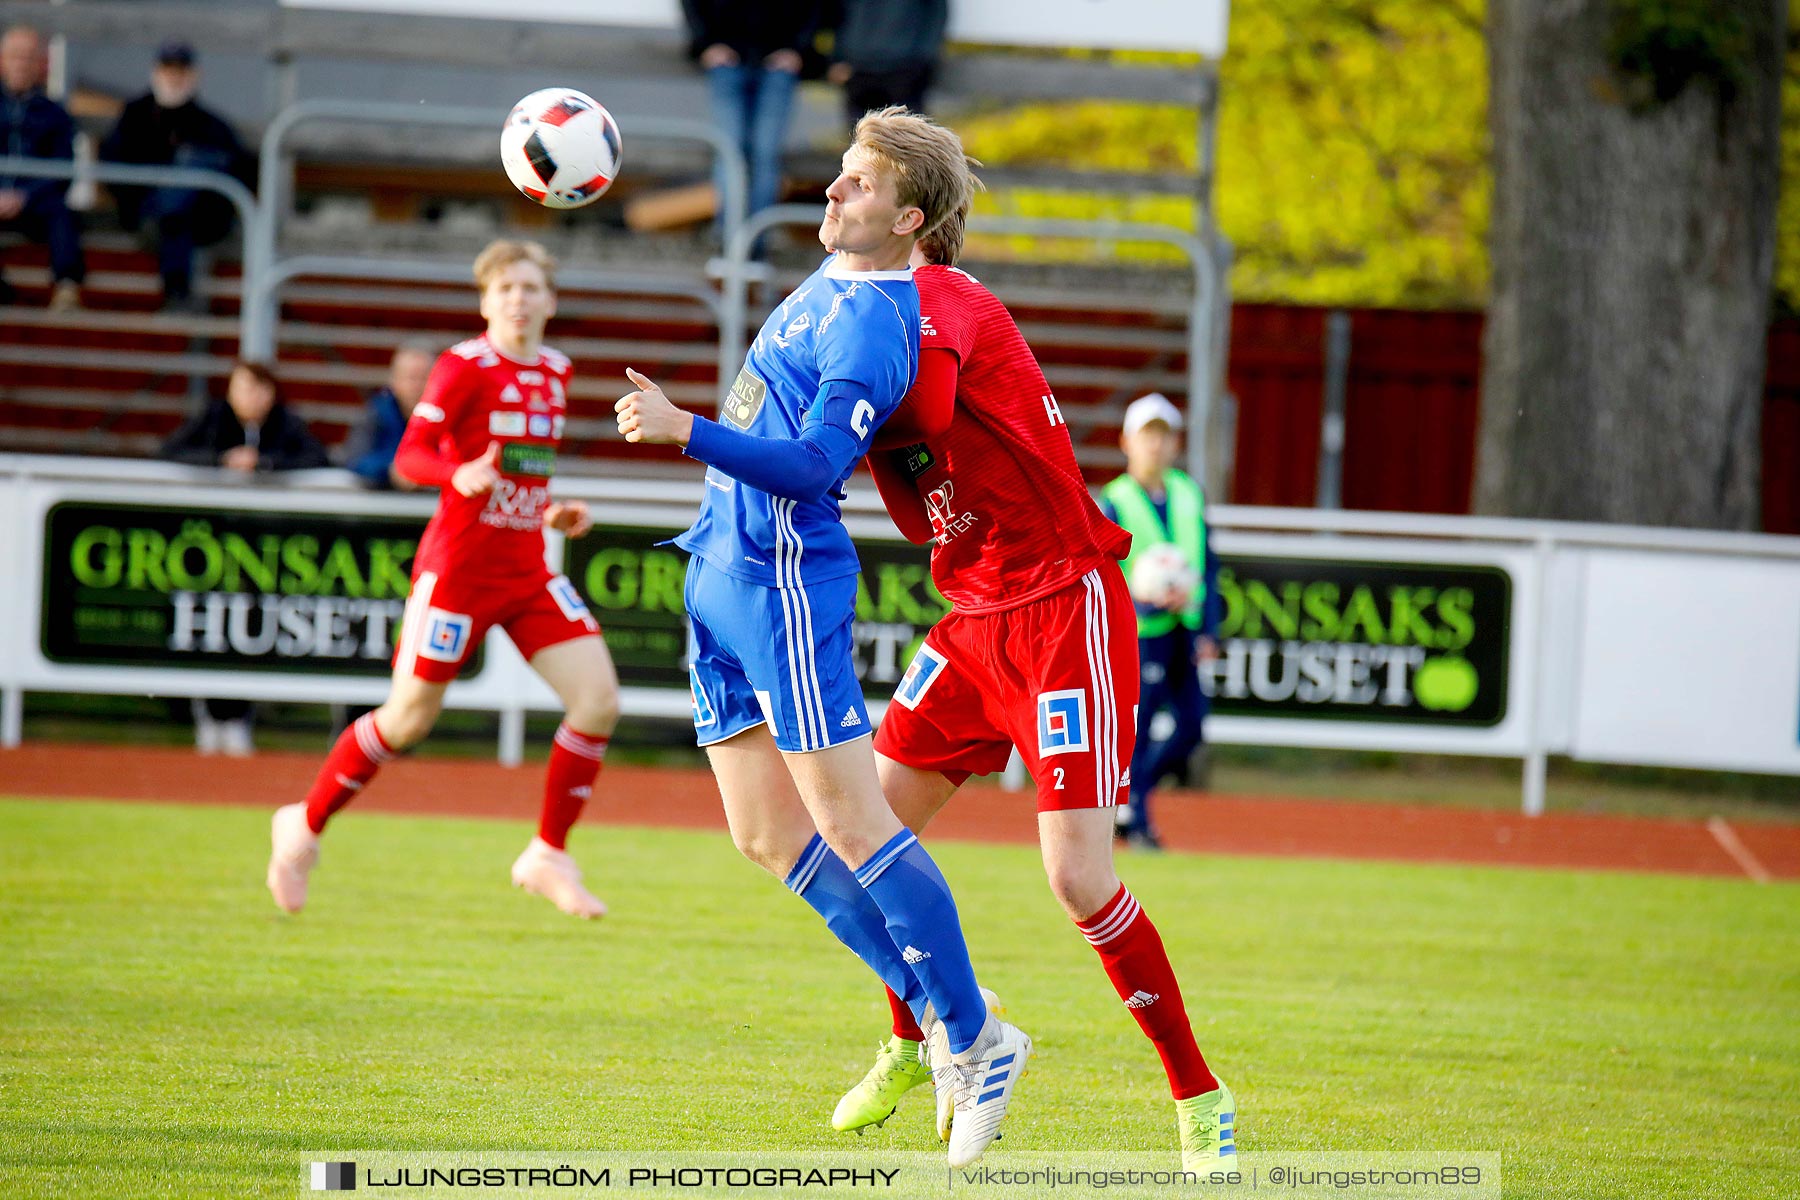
921 986 1003 1141
932 1011 1033 1168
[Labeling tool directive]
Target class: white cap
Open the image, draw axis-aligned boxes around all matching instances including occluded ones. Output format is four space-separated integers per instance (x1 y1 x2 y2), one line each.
1121 392 1184 438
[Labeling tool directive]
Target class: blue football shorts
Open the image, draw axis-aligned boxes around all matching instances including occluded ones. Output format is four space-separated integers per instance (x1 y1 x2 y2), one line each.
684 555 872 753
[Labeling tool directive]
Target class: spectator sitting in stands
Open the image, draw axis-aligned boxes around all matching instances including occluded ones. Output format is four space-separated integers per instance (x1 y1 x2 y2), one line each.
0 24 85 310
100 39 253 311
341 340 437 490
682 0 823 240
827 0 948 128
159 360 326 756
160 359 328 474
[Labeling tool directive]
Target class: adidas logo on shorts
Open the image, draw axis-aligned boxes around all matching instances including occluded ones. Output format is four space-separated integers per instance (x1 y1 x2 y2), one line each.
840 707 862 728
1125 990 1160 1009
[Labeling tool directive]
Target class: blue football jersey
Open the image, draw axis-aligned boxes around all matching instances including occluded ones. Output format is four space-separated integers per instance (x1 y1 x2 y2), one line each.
676 256 920 586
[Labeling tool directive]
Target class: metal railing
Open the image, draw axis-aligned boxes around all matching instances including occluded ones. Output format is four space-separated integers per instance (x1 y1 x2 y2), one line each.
8 153 1216 472
246 99 748 358
248 254 724 346
0 156 260 235
710 205 1221 479
0 156 262 340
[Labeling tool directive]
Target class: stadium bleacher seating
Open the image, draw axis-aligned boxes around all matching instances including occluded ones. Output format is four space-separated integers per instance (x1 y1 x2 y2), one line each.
1 230 1192 480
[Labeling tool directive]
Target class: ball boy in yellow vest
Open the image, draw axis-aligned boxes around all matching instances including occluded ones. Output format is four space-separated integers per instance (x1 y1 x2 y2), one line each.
1097 393 1220 849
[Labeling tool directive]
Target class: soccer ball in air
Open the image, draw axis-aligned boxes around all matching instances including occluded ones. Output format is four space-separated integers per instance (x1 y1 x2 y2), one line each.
1129 543 1199 609
500 88 623 209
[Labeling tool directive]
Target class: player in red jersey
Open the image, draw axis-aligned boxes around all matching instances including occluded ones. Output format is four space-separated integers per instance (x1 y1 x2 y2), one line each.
832 209 1238 1171
267 240 620 920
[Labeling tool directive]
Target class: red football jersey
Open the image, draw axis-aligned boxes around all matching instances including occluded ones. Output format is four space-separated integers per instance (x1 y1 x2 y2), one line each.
900 265 1130 613
397 335 573 583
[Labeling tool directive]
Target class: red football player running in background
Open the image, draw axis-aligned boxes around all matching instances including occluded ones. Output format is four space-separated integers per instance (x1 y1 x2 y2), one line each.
836 208 1238 1170
267 239 620 920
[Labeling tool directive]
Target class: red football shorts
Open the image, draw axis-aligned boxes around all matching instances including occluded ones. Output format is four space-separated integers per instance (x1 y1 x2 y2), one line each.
874 565 1140 812
393 568 599 683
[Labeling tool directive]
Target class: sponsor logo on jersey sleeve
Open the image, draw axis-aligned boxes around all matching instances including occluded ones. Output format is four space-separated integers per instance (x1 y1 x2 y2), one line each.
1037 688 1090 757
489 411 527 436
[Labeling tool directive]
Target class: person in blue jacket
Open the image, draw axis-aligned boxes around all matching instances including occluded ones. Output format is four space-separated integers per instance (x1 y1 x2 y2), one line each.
0 25 85 309
342 341 438 490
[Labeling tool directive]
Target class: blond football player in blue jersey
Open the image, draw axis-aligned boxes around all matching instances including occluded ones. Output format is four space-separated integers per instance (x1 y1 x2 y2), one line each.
615 109 1029 1167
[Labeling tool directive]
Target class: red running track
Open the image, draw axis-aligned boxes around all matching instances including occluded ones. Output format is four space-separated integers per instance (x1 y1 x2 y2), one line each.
1 743 1794 882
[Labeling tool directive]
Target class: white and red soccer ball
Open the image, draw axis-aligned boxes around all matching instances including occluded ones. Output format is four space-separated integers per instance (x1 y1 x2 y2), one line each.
1130 542 1200 610
500 88 622 209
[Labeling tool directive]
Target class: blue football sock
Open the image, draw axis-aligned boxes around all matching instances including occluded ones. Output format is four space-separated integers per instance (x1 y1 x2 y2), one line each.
853 829 987 1054
786 834 927 1020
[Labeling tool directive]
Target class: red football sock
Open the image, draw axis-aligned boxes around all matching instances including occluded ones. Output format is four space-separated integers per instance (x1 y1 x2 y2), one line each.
1076 883 1219 1100
539 722 608 850
886 985 925 1042
303 713 395 834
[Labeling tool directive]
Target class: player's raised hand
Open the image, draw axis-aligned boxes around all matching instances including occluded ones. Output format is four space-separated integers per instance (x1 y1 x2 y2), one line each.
452 441 502 497
615 368 695 447
543 500 594 538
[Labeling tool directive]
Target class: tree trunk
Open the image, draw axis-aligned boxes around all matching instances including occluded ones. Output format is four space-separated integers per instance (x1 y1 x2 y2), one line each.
1477 0 1785 529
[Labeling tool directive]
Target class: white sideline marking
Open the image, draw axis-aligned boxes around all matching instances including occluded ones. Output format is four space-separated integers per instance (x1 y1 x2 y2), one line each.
1706 817 1771 884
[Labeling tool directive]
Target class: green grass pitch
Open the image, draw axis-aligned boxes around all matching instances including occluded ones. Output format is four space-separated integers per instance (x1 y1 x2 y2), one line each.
1 797 1796 1198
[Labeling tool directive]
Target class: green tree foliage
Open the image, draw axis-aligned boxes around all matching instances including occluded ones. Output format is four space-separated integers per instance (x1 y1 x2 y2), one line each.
953 0 1798 312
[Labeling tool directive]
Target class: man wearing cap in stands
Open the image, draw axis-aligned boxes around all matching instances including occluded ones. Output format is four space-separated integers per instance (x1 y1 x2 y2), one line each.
1098 392 1223 850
